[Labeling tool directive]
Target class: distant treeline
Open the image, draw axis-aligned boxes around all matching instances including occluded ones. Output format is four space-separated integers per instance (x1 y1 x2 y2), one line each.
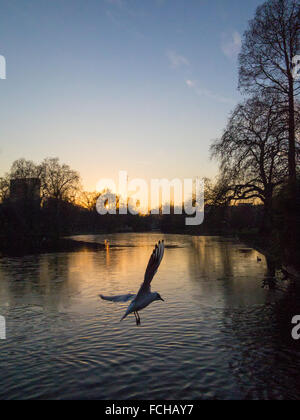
0 156 299 263
0 186 264 249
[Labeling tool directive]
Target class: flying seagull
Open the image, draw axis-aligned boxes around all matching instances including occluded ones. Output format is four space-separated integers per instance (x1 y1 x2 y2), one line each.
100 240 165 325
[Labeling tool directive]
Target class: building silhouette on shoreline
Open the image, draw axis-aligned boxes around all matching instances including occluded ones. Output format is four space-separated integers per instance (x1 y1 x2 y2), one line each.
9 178 41 206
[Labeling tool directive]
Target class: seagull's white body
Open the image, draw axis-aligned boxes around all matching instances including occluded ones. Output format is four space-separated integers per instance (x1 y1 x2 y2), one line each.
100 240 165 325
121 292 162 321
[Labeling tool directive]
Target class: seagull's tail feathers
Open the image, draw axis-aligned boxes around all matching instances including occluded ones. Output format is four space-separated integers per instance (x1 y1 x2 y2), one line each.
120 305 133 322
120 311 129 322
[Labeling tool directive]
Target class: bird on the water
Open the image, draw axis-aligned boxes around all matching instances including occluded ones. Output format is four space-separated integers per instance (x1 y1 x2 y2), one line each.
100 240 165 325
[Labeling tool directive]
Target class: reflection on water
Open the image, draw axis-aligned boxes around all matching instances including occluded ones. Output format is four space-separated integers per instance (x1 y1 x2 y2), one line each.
0 234 299 400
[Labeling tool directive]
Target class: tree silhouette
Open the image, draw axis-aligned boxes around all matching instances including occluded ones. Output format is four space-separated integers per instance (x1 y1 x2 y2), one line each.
39 158 80 202
239 0 299 198
211 94 288 232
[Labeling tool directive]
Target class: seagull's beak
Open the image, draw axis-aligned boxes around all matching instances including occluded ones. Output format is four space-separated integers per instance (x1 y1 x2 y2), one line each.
160 297 165 302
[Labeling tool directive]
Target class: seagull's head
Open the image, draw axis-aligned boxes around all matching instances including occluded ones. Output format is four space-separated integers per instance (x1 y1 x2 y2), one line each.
154 292 165 302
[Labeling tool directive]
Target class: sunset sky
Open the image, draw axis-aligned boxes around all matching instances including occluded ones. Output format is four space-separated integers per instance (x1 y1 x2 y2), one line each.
0 0 262 191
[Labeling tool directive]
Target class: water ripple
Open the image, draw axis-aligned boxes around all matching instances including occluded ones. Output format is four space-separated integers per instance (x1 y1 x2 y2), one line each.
0 234 299 400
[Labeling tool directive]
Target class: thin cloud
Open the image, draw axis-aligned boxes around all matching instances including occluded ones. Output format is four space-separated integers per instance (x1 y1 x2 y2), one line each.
186 79 196 88
167 50 190 69
185 80 235 105
221 31 242 59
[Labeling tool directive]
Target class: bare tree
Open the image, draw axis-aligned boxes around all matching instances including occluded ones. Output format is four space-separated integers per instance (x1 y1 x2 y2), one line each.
78 191 100 211
9 158 42 179
0 176 10 203
0 159 42 203
5 158 80 203
40 158 80 202
296 100 300 171
239 0 300 193
211 95 288 231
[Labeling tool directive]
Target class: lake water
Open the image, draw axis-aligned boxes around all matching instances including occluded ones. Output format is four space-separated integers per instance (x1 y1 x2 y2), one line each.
0 233 299 400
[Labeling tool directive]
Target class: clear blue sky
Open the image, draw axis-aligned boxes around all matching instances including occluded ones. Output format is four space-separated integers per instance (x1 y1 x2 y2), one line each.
0 0 263 190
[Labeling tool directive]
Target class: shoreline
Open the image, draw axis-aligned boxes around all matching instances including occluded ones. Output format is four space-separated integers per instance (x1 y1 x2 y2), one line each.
1 232 299 280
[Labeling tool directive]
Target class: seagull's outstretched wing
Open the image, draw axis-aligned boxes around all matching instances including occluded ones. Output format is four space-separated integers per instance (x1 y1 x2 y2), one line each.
100 293 136 303
135 240 165 298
